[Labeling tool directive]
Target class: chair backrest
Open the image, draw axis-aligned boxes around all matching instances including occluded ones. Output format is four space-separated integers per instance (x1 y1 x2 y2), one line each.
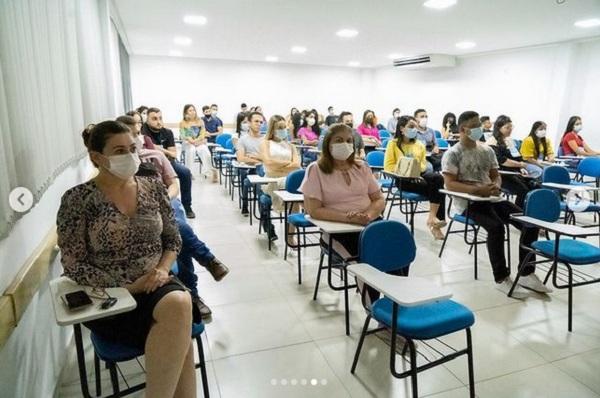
524 189 561 222
542 165 571 184
366 151 384 168
224 138 235 151
434 130 442 139
359 220 416 273
381 138 389 149
514 139 522 151
285 169 305 194
578 157 600 178
379 130 391 139
436 138 449 148
216 133 232 147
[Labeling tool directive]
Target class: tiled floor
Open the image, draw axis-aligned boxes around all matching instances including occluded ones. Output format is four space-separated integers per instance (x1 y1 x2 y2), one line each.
57 175 600 397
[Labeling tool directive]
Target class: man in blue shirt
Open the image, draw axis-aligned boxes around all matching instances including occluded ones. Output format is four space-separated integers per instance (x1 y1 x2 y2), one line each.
415 108 441 171
202 104 223 143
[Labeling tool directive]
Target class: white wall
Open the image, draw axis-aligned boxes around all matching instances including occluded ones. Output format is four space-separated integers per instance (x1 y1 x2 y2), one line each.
131 37 600 150
130 55 370 126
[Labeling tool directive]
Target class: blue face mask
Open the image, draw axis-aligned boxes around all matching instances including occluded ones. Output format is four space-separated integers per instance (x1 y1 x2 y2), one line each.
275 129 288 140
468 127 483 141
405 128 418 139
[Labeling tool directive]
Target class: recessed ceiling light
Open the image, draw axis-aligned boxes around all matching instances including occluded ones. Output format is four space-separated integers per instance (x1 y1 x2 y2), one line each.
348 61 360 67
336 28 359 38
388 53 403 59
291 46 307 54
574 18 600 28
183 15 207 25
455 41 476 49
169 50 183 57
423 0 457 10
265 56 279 62
173 36 192 46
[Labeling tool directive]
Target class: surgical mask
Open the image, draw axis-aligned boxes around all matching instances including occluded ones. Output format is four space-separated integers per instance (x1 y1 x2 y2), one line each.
330 142 354 160
307 117 316 127
211 110 218 116
275 129 288 140
418 117 428 128
535 129 546 138
405 128 418 139
241 122 250 132
103 152 140 179
574 124 582 132
468 127 483 142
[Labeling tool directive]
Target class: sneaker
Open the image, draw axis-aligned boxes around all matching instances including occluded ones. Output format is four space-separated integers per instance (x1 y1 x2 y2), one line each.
518 274 553 293
241 207 249 216
496 277 528 299
184 207 196 219
205 258 230 281
192 296 212 319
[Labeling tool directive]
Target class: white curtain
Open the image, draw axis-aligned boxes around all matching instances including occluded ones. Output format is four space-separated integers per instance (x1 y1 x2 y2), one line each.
0 0 117 239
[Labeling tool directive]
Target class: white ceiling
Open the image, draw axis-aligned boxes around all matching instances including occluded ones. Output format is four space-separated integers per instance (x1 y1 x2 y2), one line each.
115 0 600 68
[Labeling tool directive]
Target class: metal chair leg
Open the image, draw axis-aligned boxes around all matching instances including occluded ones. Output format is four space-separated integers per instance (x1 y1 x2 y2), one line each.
466 328 475 398
408 340 418 398
196 336 210 398
108 362 121 397
94 353 102 397
313 251 325 300
351 315 372 373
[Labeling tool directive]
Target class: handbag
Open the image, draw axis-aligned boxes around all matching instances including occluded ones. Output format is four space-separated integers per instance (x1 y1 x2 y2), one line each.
395 156 421 178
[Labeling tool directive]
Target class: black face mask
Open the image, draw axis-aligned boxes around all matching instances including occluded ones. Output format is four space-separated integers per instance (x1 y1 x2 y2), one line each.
204 114 211 118
345 122 354 128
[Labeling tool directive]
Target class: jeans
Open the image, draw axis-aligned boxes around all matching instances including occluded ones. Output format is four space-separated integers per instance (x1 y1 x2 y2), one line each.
171 198 215 297
467 201 538 282
240 165 264 211
171 160 192 209
395 171 446 220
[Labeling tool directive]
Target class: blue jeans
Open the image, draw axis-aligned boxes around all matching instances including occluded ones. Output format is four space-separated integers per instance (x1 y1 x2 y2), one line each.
171 198 215 297
240 165 264 210
171 160 192 208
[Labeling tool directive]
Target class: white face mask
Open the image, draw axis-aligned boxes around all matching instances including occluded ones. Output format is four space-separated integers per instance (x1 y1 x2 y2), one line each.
241 122 250 132
211 110 218 116
330 142 354 160
418 117 428 128
307 117 316 127
103 152 140 179
574 124 582 132
535 129 546 138
135 135 145 150
275 129 288 140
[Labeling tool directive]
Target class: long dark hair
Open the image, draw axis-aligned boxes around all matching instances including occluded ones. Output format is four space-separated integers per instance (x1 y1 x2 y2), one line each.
236 112 248 133
563 115 581 138
395 115 417 154
493 115 512 147
301 110 320 136
318 123 356 174
362 110 376 127
442 112 458 134
529 121 548 159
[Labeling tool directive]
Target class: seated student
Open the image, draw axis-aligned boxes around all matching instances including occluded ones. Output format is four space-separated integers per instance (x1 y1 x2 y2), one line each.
560 115 600 156
237 111 266 215
136 105 149 123
259 115 302 245
442 111 549 297
325 106 338 126
235 112 249 139
441 112 459 139
299 123 387 305
297 110 320 146
387 108 401 133
201 104 224 143
384 115 447 240
142 107 195 219
126 110 154 148
480 115 493 142
357 109 382 147
520 121 555 168
286 107 300 138
118 115 229 318
179 104 218 182
58 121 197 397
486 115 540 208
414 108 442 171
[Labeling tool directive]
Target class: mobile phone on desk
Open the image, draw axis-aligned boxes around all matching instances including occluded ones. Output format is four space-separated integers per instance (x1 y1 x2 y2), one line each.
61 290 93 310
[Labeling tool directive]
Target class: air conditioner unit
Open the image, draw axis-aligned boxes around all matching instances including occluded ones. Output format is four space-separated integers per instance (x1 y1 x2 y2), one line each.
393 54 456 69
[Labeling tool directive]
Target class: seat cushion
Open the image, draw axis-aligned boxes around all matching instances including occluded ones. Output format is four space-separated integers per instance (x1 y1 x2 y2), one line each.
192 322 205 337
453 214 476 225
91 332 143 362
532 239 600 264
288 213 314 228
394 191 427 202
372 298 475 340
379 179 393 189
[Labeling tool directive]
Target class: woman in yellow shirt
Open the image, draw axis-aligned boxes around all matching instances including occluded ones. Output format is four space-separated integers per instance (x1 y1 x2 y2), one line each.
520 121 555 169
384 116 446 239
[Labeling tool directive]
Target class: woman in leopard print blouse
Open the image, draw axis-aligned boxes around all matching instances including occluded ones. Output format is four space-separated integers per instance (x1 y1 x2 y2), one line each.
56 120 197 397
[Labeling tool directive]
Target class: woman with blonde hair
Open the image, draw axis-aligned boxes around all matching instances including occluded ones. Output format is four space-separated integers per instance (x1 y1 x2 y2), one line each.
259 115 302 244
179 104 217 182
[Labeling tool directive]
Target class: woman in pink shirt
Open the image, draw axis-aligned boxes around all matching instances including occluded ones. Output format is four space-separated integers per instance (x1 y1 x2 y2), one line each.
297 110 320 146
357 109 381 147
300 123 389 305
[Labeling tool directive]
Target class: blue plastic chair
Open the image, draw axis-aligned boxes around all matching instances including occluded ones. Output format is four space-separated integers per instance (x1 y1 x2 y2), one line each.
90 262 210 397
379 129 391 139
351 221 475 397
542 165 595 224
366 151 394 199
436 138 449 149
434 130 442 139
509 189 600 331
283 169 319 284
381 138 390 149
215 133 232 148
